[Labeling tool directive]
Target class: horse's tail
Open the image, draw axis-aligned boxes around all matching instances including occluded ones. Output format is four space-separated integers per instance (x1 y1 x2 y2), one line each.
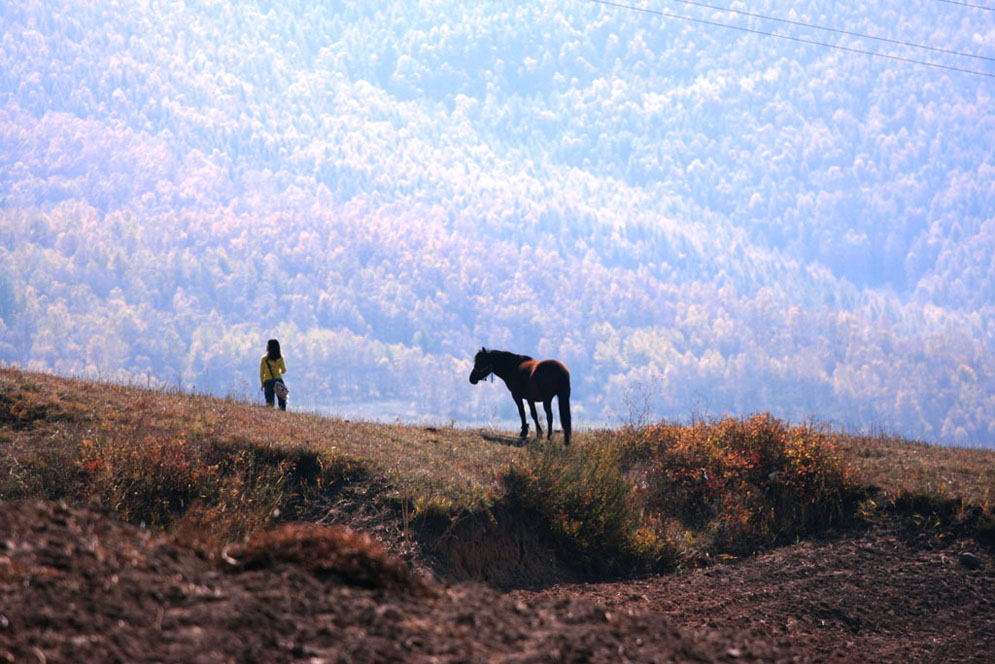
559 388 572 446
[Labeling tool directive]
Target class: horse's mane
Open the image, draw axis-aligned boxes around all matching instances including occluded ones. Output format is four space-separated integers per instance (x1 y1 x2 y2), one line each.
482 348 533 365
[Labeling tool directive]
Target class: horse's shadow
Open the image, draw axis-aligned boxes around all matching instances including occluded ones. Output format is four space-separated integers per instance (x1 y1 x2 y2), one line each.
481 432 528 448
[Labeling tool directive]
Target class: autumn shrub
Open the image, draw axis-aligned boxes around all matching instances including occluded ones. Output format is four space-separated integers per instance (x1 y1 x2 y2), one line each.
504 440 669 576
77 433 357 540
632 414 861 557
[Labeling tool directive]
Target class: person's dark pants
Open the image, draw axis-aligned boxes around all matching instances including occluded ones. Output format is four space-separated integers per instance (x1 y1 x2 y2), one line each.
262 379 286 410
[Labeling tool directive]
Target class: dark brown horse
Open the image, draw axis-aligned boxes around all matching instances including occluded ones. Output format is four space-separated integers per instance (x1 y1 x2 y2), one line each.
469 348 571 446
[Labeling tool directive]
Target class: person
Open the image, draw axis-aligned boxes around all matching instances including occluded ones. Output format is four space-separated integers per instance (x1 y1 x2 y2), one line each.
260 338 288 410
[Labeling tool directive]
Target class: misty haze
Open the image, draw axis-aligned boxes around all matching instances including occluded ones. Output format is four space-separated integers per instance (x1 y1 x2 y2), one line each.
1 1 993 446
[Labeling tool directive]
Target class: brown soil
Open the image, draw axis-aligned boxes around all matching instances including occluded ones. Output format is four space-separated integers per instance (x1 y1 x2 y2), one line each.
2 500 992 663
0 500 792 663
514 517 995 663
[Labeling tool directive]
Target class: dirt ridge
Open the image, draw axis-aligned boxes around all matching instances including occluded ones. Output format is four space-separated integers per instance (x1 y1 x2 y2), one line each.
1 499 804 663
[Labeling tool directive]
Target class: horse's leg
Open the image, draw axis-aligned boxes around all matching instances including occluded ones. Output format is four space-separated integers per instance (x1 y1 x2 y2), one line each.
558 392 572 446
529 401 542 439
543 399 554 440
515 397 529 439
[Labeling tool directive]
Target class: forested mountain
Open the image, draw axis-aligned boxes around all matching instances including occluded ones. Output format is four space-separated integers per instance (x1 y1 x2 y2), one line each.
1 0 993 445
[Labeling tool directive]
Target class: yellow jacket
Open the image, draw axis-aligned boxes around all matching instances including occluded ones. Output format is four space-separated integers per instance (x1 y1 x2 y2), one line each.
260 355 287 386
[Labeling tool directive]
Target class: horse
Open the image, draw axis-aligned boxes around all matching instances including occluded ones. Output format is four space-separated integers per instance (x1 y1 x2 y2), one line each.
468 347 571 446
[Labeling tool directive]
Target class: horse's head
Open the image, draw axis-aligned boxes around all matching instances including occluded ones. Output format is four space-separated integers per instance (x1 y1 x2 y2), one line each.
469 347 492 384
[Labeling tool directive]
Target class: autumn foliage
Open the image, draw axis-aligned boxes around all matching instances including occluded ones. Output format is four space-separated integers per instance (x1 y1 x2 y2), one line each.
505 414 862 574
628 414 861 558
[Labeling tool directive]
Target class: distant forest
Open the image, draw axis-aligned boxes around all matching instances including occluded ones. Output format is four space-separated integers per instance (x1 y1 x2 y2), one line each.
1 1 993 445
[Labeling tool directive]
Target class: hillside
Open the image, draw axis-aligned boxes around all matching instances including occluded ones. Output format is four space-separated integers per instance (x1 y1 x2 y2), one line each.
1 369 993 661
2 1 995 444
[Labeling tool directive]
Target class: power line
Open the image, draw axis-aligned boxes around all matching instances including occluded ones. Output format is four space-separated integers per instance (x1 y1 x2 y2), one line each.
662 0 994 62
588 0 995 79
937 0 995 11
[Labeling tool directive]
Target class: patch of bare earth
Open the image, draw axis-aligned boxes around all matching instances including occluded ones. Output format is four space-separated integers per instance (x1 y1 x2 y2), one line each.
1 500 806 663
514 517 994 663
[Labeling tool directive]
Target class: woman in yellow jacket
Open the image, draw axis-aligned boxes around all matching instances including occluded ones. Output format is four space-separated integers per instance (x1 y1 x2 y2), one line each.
260 338 288 410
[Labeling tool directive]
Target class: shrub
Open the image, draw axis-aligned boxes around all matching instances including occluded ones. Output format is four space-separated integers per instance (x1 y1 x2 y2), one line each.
633 414 860 557
77 433 352 541
504 440 669 577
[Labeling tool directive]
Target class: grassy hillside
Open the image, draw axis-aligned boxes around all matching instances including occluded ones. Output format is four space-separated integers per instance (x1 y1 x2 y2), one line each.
1 367 992 582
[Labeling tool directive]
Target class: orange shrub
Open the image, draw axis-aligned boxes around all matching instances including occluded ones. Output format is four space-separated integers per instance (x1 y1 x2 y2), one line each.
633 414 860 556
77 434 338 540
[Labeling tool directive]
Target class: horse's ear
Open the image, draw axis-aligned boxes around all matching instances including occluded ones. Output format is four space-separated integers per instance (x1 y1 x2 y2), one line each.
480 346 487 353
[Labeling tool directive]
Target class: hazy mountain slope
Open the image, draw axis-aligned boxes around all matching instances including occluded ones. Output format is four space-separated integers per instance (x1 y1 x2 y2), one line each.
1 0 993 443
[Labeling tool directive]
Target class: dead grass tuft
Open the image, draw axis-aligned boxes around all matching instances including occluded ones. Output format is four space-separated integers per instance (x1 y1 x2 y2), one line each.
223 522 433 594
0 380 82 429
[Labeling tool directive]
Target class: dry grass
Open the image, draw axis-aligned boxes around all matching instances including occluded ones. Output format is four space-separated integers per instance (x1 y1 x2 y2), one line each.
505 439 667 576
832 432 994 545
2 367 993 577
834 433 995 506
224 522 433 594
0 367 523 522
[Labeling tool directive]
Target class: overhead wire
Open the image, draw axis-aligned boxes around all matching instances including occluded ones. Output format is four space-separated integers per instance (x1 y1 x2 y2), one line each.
659 0 994 62
936 0 995 11
587 0 995 78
